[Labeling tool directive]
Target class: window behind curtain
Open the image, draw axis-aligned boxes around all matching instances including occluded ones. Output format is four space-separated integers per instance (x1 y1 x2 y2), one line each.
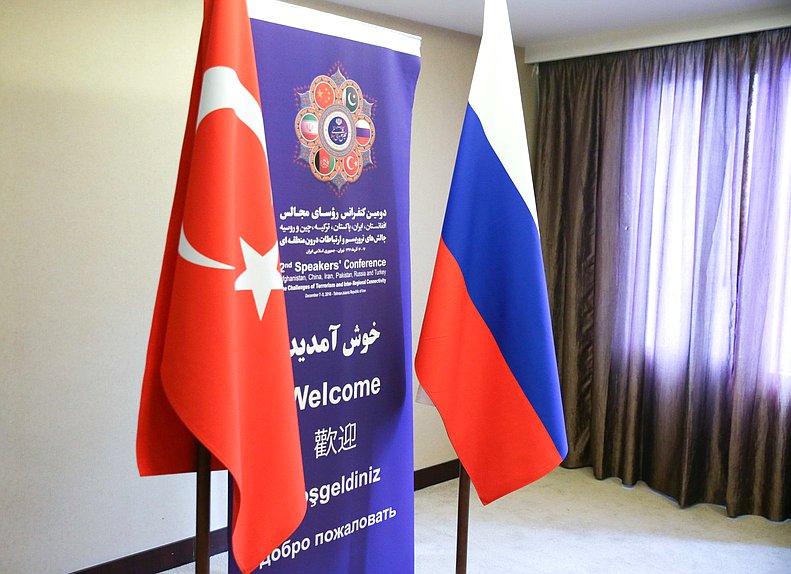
756 67 791 383
536 28 791 520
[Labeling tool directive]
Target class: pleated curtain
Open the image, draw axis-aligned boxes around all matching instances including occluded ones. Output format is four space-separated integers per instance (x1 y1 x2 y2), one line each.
535 28 791 521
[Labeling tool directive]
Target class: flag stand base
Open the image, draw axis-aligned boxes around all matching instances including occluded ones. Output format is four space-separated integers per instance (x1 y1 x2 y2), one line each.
196 442 211 574
455 462 470 574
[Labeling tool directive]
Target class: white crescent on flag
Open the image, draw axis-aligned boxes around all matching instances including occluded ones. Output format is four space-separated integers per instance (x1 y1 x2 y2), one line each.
177 64 283 321
344 153 359 174
197 65 268 155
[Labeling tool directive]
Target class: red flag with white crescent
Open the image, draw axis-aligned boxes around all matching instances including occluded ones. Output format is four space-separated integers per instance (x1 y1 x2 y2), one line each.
136 1 306 572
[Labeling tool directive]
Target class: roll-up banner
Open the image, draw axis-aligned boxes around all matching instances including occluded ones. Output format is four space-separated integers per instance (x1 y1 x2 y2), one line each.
229 2 421 572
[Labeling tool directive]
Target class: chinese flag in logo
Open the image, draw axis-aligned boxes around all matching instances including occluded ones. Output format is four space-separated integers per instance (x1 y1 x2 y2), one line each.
314 80 335 109
136 1 306 573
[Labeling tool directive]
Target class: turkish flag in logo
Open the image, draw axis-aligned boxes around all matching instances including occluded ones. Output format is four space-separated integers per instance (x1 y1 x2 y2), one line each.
343 151 360 177
136 2 306 573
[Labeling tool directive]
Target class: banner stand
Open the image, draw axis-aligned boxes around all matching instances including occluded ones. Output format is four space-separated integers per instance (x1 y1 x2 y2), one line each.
231 2 421 573
196 443 211 574
455 464 470 574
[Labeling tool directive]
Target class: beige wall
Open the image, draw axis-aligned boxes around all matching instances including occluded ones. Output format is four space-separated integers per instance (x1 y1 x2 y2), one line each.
0 1 538 571
1 2 213 571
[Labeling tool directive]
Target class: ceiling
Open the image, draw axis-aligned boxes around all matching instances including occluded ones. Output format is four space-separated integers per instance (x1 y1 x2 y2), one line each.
322 0 791 61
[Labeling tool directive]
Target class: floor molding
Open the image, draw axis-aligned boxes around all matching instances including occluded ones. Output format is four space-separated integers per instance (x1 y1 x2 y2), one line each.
72 459 459 574
71 528 228 574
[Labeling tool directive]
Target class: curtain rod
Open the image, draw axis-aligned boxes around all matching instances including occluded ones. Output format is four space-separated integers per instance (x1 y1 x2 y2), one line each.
523 6 791 63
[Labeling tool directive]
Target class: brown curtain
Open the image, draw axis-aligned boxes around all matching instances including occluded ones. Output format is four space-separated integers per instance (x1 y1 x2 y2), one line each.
535 29 791 521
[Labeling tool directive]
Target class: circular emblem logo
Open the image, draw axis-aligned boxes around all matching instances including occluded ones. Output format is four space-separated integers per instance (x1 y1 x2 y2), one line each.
321 107 353 155
295 67 376 194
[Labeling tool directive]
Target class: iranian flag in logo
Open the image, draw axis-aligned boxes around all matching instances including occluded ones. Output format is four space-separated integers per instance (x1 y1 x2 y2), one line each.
300 113 319 141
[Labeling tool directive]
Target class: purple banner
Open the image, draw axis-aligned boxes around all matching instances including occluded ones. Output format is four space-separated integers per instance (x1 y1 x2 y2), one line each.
230 6 421 574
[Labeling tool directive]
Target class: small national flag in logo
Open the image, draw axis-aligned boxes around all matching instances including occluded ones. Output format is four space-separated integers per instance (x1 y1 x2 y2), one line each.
344 85 360 112
314 80 335 109
299 112 319 141
315 148 335 175
355 118 372 146
343 151 360 178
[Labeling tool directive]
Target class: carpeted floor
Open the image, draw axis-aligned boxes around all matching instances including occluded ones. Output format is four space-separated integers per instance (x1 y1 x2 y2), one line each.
166 467 791 573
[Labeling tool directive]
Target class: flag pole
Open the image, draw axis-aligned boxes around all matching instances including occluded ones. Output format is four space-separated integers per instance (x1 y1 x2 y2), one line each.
455 462 471 574
196 442 211 574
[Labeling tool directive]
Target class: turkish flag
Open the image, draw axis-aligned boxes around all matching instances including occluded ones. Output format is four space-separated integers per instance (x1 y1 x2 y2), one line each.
136 1 306 572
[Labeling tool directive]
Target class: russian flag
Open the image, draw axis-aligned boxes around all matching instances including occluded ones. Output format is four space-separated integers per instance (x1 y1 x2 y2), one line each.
415 0 568 505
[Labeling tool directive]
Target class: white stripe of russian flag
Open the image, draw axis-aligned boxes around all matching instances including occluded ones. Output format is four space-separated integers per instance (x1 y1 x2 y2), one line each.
468 0 540 231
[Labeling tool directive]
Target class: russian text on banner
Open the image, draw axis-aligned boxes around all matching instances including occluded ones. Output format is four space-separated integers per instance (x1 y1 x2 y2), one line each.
414 0 568 505
135 1 305 573
229 2 421 573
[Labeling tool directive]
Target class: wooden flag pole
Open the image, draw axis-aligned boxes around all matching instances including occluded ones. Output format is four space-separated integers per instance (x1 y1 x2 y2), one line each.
196 442 212 574
456 462 471 574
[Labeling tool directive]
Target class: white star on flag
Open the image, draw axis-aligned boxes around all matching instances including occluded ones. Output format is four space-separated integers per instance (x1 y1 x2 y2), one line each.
234 238 283 320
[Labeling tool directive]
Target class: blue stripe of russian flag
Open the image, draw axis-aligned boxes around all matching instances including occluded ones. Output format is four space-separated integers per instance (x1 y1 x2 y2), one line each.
441 104 569 459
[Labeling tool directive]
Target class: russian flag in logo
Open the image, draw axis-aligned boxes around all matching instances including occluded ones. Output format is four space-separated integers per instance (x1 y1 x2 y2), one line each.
415 0 567 505
355 118 372 146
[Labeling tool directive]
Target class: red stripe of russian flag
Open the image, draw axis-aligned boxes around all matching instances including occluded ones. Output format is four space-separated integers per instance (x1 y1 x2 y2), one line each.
416 239 562 504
